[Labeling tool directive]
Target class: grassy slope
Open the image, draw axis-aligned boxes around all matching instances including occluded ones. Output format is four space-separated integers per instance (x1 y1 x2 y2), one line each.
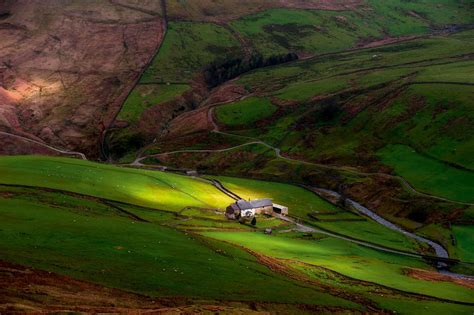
0 156 232 211
275 77 350 101
294 262 474 315
215 97 276 126
203 231 474 303
0 156 471 311
452 225 474 262
0 196 358 307
378 145 474 203
367 0 474 34
230 9 377 57
118 84 189 124
141 22 241 83
228 30 474 201
230 1 474 57
237 31 474 100
141 30 474 261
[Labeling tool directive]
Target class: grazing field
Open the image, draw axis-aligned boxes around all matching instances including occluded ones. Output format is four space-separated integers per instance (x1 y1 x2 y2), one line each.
0 156 232 211
215 97 276 126
117 84 189 123
236 31 474 95
378 145 474 203
367 0 474 35
140 22 241 83
0 195 359 307
230 8 379 57
452 225 474 262
295 261 474 315
229 2 473 57
203 231 474 303
275 77 350 101
373 83 474 171
214 32 474 209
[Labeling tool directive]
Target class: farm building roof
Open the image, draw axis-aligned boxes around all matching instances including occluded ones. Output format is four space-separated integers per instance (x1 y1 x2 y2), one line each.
250 198 273 208
236 200 252 210
236 198 272 210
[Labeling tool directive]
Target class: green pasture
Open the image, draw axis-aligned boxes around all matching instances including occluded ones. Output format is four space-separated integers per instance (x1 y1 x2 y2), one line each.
294 261 474 315
378 145 474 203
0 196 359 307
0 156 232 211
215 97 276 126
275 77 349 101
367 0 474 36
118 84 189 124
236 30 474 94
230 2 473 57
141 22 240 83
231 8 379 57
452 225 474 262
203 231 474 303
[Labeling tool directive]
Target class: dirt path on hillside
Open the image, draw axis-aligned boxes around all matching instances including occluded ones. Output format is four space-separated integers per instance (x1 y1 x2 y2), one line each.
0 131 87 160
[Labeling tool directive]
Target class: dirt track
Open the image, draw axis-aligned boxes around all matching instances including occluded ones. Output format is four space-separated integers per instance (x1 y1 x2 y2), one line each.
0 131 87 159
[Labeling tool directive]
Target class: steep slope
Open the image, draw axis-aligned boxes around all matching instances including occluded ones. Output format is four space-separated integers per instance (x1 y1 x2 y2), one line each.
0 0 165 158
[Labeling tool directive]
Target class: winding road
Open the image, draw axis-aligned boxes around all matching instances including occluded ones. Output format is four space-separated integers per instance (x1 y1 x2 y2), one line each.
0 131 87 160
209 178 474 281
136 105 474 206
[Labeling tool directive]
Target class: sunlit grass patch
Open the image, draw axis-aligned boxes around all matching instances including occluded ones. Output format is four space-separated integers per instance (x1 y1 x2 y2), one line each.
0 156 233 211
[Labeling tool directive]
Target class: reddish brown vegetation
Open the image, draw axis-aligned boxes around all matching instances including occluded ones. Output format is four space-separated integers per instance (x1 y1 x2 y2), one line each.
405 268 474 289
165 83 248 138
167 0 364 22
0 260 347 314
0 134 63 156
0 0 165 157
0 260 170 313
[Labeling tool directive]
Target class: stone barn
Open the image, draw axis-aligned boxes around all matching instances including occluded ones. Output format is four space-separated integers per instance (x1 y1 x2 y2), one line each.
225 198 288 224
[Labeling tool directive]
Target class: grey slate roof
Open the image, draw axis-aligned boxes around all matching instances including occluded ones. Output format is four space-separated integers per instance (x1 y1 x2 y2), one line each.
236 198 272 210
236 200 253 210
250 198 273 208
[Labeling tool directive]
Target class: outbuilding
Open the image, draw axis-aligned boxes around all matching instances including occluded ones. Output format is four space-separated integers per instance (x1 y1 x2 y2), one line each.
272 203 288 215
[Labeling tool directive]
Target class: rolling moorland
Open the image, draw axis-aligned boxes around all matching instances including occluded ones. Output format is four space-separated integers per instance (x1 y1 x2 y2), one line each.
0 0 474 313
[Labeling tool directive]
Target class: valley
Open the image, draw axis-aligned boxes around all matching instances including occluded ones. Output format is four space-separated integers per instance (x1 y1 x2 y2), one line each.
0 0 473 313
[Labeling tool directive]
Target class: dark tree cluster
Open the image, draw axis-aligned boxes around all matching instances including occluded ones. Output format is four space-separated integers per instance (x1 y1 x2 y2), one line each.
204 52 298 87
